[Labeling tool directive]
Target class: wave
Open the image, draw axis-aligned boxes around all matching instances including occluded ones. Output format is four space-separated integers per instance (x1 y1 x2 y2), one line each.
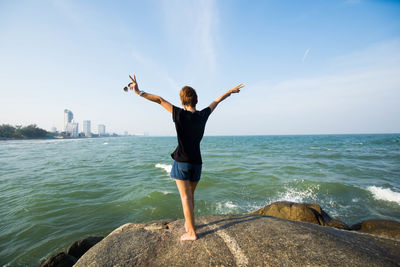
367 186 400 204
215 201 240 214
155 164 172 174
273 180 320 203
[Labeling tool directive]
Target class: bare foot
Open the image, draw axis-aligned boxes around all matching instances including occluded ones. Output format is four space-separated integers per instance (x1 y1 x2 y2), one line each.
180 232 197 241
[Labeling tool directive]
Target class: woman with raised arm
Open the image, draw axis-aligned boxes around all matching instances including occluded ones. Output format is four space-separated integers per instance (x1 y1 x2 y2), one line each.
128 75 244 241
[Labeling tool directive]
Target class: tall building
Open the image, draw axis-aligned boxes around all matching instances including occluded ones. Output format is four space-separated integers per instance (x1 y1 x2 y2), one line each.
83 120 91 137
66 121 79 137
64 109 73 131
98 124 106 136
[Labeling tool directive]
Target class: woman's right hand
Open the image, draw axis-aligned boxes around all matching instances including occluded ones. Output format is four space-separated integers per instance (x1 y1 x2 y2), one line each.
129 75 140 94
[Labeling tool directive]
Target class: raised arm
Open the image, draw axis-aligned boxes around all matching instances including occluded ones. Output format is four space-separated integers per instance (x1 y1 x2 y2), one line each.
129 75 173 113
209 83 244 113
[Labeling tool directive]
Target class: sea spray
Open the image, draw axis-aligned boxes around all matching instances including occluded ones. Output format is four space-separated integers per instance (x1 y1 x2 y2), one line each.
155 163 172 174
367 186 400 204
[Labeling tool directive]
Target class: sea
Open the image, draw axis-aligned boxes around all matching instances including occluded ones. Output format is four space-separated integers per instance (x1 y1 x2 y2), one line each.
1 134 400 266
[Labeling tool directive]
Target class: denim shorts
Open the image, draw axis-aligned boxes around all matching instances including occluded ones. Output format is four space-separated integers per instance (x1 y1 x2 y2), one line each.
170 160 202 182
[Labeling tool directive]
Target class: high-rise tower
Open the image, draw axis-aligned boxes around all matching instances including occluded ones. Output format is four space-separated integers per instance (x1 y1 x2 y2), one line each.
83 120 91 137
98 124 106 136
64 109 73 131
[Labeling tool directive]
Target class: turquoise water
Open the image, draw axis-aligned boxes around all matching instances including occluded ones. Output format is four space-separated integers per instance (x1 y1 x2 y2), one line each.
1 134 400 265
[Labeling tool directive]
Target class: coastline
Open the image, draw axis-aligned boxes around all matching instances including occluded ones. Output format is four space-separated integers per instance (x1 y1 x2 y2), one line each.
41 201 400 267
0 135 124 141
2 134 399 265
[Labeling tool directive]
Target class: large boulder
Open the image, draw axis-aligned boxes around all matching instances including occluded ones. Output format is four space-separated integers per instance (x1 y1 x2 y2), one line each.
75 214 400 266
39 252 76 267
66 236 104 259
350 219 400 239
40 236 103 267
252 201 349 229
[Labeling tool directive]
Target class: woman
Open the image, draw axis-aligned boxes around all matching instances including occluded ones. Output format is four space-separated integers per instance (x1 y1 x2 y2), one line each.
128 75 244 241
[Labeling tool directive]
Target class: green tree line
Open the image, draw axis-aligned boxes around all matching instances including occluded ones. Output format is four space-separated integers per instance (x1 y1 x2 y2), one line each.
0 124 51 139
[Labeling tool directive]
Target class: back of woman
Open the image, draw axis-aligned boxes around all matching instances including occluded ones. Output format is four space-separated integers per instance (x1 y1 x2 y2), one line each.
127 74 244 241
171 106 211 164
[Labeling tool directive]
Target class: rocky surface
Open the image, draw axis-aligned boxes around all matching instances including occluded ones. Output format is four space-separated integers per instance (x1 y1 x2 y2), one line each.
252 201 349 229
75 214 400 267
39 252 77 267
66 236 104 260
350 219 400 239
40 236 103 267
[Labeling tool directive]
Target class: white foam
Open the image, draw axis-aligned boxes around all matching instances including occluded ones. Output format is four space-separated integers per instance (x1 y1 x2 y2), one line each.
155 164 172 174
216 201 239 214
103 142 108 145
276 183 320 203
367 186 400 204
225 201 238 209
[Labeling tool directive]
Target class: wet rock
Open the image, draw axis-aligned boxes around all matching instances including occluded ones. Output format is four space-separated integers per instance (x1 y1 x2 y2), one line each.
350 219 400 239
252 201 349 229
324 219 349 229
66 236 103 259
40 252 76 267
75 214 400 267
40 236 104 266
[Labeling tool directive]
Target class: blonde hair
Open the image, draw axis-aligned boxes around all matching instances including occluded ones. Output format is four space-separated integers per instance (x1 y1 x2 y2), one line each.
180 86 198 107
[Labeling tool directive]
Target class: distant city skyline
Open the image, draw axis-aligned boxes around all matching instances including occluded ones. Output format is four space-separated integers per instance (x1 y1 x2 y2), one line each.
1 1 399 135
62 109 112 136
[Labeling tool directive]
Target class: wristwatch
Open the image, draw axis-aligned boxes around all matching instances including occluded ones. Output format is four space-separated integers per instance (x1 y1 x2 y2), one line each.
139 91 145 96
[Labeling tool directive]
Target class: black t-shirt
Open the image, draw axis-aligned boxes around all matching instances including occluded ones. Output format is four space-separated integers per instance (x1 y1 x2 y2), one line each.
171 106 211 164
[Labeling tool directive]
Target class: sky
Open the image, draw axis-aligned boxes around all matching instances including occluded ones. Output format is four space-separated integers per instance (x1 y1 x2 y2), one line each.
1 0 399 136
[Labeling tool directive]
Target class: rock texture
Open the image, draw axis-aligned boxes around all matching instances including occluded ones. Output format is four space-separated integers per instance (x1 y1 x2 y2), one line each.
350 219 400 239
252 201 349 229
40 236 103 267
39 252 77 267
66 236 104 260
75 214 400 267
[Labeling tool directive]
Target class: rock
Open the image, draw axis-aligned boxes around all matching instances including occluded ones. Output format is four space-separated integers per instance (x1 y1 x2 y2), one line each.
252 201 349 229
75 214 400 266
324 219 348 229
350 219 400 239
40 252 76 267
66 236 103 259
40 236 104 266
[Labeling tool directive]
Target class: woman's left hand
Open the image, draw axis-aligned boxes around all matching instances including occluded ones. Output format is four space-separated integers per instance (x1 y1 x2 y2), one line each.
230 83 245 94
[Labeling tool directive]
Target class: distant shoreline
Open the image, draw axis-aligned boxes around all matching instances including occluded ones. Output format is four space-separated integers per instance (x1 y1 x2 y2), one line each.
0 137 55 141
0 136 124 141
1 133 399 142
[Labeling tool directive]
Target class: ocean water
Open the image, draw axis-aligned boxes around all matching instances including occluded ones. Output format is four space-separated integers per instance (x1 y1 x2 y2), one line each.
1 134 400 265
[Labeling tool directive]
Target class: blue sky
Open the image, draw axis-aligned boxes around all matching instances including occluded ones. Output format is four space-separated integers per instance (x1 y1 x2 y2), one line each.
1 0 399 135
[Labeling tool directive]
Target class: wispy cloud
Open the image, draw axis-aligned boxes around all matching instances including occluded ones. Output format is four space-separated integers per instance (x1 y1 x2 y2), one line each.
302 48 310 62
246 39 400 134
50 0 84 24
196 0 218 71
161 0 218 73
